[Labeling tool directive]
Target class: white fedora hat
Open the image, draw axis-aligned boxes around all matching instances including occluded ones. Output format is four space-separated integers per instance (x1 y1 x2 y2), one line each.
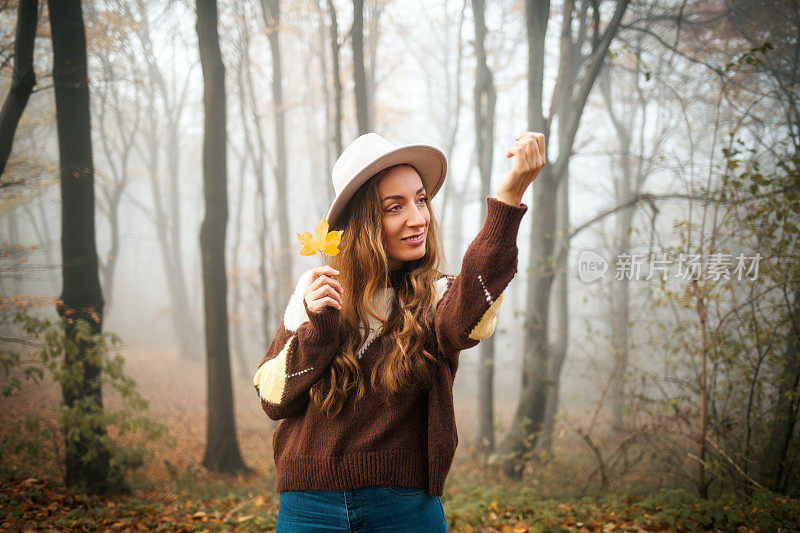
325 132 447 230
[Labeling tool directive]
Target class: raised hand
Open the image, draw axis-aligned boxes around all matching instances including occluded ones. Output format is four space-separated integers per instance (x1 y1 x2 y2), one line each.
496 132 546 206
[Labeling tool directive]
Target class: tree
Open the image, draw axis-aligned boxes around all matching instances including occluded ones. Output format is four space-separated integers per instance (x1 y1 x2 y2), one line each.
195 0 247 473
352 0 371 134
596 29 672 430
471 0 498 456
618 0 800 497
0 0 38 179
48 0 127 493
89 8 145 315
124 0 203 362
259 0 293 305
326 0 344 165
494 0 630 478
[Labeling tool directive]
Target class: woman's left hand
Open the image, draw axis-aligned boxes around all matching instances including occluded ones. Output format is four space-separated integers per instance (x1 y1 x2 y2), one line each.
496 132 546 206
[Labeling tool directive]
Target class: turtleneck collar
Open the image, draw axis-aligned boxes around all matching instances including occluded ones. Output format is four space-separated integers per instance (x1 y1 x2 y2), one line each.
388 263 411 288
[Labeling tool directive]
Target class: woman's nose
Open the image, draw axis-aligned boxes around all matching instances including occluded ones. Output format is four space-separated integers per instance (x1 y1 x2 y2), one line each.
407 204 426 227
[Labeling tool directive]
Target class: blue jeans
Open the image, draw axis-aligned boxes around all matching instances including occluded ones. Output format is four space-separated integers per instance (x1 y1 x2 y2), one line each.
275 485 448 532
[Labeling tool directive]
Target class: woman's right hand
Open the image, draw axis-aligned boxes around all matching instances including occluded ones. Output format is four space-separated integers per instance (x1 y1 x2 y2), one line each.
303 265 343 314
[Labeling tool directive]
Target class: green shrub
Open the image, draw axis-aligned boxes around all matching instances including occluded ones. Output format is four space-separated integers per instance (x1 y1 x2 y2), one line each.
0 311 171 484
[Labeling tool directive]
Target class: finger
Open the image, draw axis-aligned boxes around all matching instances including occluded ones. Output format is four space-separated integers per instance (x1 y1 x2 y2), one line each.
328 278 344 294
307 274 328 292
307 296 341 314
324 281 343 303
534 133 545 156
310 284 336 303
315 274 343 295
525 137 538 161
309 265 340 283
511 133 537 149
309 265 339 285
507 140 525 158
515 145 528 165
321 296 341 310
312 285 342 306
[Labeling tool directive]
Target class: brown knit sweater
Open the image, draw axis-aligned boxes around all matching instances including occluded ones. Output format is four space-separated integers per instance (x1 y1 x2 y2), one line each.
254 197 528 497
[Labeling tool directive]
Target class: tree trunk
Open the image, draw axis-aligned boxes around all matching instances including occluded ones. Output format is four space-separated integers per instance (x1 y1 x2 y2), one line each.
352 0 370 134
697 287 709 498
131 0 203 361
93 46 142 317
538 0 581 451
143 123 203 361
318 5 331 176
761 288 800 493
260 0 293 304
230 147 249 380
48 0 127 494
471 0 498 457
327 0 343 159
0 0 38 178
495 0 629 478
365 0 383 128
231 15 255 381
597 63 641 430
196 0 247 473
493 0 551 478
237 12 274 344
540 169 569 455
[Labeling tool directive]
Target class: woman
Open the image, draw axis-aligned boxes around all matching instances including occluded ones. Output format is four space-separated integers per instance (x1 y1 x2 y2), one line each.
254 131 545 532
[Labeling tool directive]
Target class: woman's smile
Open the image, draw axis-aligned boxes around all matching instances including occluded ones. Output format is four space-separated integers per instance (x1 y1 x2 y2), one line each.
401 232 425 246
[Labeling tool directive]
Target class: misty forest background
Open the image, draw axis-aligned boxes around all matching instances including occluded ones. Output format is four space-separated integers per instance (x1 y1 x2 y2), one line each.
1 0 799 530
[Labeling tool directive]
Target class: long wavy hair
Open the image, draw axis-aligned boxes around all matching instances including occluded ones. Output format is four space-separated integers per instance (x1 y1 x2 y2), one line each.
308 164 445 418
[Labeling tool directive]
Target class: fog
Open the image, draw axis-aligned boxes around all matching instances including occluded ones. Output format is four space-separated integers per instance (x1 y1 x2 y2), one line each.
2 0 797 508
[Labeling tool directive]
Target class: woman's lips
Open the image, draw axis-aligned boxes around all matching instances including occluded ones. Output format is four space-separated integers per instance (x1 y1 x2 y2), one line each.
402 233 425 246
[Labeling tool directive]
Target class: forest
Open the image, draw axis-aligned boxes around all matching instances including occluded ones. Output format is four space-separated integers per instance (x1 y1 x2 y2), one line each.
1 0 799 531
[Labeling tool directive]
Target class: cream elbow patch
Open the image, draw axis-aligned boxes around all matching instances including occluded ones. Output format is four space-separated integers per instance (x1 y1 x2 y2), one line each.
254 335 296 404
468 290 506 340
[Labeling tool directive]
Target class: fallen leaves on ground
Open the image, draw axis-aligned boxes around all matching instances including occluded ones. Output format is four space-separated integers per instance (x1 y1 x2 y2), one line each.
0 475 278 532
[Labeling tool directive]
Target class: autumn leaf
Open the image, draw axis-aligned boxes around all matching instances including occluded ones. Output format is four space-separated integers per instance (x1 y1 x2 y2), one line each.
297 217 343 257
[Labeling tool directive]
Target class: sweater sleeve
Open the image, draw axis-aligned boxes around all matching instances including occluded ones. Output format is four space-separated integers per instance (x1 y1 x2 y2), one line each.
253 269 341 420
434 197 528 370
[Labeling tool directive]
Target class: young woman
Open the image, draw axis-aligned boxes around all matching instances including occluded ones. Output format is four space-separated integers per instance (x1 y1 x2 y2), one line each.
254 131 545 532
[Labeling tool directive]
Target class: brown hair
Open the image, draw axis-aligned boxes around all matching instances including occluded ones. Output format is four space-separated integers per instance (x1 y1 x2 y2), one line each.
309 165 445 418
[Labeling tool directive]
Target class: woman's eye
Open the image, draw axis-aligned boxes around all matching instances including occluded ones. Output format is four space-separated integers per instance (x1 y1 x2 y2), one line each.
387 197 426 213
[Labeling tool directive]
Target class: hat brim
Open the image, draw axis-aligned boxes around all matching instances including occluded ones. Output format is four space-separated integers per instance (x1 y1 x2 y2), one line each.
326 144 447 230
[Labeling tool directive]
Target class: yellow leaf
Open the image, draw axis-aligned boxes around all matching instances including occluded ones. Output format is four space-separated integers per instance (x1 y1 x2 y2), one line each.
297 217 343 257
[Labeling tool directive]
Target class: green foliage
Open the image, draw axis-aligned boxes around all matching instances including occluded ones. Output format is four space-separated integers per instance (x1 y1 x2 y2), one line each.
441 479 800 531
626 488 800 531
0 311 172 481
638 132 800 495
724 41 774 72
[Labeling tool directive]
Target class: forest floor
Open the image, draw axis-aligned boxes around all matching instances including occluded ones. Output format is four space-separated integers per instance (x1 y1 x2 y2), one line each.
1 342 798 532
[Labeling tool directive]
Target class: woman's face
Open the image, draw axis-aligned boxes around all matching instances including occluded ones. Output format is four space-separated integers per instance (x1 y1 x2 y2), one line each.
377 165 430 271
